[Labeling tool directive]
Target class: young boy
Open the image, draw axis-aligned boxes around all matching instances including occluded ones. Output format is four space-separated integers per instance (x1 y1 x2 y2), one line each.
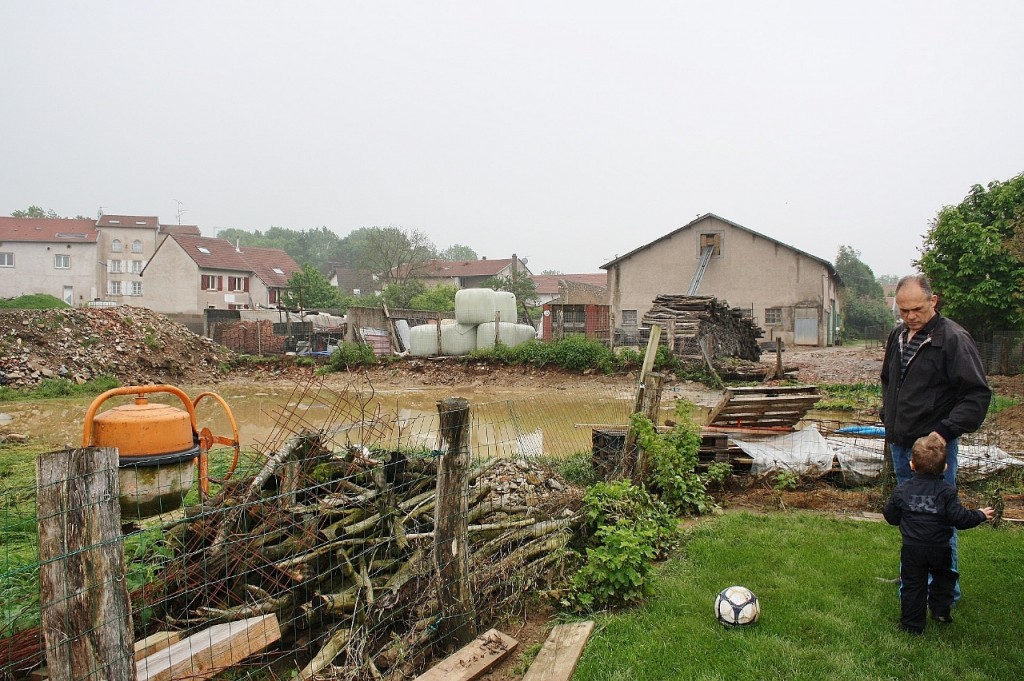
882 433 994 634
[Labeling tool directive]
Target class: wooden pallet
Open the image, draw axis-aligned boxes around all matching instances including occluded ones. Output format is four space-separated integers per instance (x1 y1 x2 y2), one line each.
705 385 820 430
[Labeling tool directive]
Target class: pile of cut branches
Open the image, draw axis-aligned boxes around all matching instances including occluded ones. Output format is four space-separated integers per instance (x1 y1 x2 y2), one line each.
141 432 581 680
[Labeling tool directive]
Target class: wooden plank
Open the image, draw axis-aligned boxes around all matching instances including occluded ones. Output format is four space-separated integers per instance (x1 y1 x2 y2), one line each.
37 447 136 681
522 621 595 681
413 628 518 681
136 613 281 681
133 632 184 662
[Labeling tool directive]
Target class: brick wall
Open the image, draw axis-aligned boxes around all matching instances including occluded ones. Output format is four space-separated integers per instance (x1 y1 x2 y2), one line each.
213 320 286 354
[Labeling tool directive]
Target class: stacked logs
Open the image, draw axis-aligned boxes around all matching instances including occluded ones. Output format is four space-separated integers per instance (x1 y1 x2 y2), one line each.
641 295 762 361
144 433 580 680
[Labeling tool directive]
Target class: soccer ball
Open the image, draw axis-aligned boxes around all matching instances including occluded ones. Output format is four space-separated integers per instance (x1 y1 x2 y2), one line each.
715 586 760 626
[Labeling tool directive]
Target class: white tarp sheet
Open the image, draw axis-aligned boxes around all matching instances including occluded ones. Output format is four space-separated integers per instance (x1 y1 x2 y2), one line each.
732 426 1024 480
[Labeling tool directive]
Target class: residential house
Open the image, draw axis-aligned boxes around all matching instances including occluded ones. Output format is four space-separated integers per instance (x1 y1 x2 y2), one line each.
141 234 300 314
602 213 841 347
94 214 162 303
0 217 99 305
330 267 380 297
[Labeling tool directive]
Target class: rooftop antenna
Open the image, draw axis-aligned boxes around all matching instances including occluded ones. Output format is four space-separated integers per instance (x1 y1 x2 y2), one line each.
173 199 187 225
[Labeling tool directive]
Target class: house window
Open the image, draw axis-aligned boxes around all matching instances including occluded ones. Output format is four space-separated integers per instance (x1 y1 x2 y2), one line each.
621 309 638 326
54 254 70 269
229 276 249 292
111 239 123 253
130 281 143 296
108 281 122 295
269 288 280 304
699 232 722 256
130 260 145 273
228 303 250 310
131 240 143 253
0 252 12 267
764 307 782 325
201 274 223 291
108 260 123 273
558 305 586 331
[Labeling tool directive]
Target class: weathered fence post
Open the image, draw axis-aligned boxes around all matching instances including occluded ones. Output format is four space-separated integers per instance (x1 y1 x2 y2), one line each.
619 324 661 479
36 447 135 681
433 397 477 647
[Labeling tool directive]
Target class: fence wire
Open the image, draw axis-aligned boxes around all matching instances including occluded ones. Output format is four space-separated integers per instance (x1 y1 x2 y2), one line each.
1 374 1020 680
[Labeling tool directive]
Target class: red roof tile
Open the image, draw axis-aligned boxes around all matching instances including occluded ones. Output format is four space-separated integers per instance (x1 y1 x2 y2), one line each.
167 234 299 284
0 217 98 243
420 258 515 278
530 274 607 295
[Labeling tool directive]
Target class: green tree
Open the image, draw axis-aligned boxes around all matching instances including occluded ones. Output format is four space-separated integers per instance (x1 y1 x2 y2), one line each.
281 264 343 310
918 172 1024 337
340 226 436 285
835 246 893 340
408 284 458 311
216 226 343 273
437 244 478 261
382 280 426 309
482 269 541 324
11 205 64 218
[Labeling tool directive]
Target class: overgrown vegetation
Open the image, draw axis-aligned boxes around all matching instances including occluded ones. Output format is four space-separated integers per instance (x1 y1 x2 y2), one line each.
632 402 715 515
564 480 680 612
814 382 882 412
322 341 379 371
0 374 120 402
0 294 69 309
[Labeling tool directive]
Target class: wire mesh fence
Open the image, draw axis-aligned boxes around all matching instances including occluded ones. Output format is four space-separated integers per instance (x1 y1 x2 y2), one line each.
1 374 1020 679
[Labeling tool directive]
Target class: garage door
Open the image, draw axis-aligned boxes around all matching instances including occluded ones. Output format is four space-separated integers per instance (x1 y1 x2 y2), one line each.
795 308 819 346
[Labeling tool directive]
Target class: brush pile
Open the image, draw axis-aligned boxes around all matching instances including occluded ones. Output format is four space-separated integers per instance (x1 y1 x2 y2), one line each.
642 294 762 361
143 431 582 680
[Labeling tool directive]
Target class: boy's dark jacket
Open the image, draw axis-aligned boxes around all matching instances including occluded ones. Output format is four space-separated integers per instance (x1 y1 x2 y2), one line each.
883 473 987 546
879 314 991 448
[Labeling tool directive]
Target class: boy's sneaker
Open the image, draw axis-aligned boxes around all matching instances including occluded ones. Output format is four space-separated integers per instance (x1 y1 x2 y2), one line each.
899 623 924 635
931 613 953 624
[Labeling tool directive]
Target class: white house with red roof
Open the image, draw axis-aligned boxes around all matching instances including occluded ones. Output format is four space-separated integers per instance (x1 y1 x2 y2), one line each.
141 234 300 313
0 217 100 304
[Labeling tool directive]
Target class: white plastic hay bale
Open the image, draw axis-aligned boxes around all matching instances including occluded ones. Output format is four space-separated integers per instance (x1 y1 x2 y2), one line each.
394 319 411 352
455 288 496 325
513 324 539 345
409 324 439 356
494 291 518 324
476 321 520 350
440 323 478 355
440 318 458 326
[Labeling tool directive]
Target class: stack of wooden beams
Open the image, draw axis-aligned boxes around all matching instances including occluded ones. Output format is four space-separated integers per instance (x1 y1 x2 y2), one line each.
641 295 762 361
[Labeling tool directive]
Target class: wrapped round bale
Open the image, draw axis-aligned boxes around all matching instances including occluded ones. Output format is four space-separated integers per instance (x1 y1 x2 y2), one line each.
394 319 411 352
455 288 496 325
494 291 518 324
408 323 439 357
476 321 519 350
514 323 539 344
440 323 478 355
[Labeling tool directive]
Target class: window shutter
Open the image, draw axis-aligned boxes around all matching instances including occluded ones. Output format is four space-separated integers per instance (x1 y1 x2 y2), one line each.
243 277 250 292
217 276 223 291
200 275 207 289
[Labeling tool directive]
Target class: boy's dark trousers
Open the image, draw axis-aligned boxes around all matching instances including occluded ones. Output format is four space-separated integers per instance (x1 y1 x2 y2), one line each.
900 544 958 632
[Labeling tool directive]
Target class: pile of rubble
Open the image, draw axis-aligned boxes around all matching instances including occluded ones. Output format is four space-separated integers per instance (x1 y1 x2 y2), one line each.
0 306 235 388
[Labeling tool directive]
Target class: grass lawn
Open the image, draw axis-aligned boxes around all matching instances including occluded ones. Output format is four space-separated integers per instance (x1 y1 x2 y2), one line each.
573 512 1024 681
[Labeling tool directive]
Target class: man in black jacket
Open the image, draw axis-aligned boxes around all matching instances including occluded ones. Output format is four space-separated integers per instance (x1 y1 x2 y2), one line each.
883 434 993 634
880 274 991 603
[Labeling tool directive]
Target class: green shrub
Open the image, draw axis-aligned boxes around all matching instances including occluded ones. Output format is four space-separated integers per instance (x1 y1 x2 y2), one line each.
0 294 68 309
703 461 733 488
565 480 679 612
323 341 378 371
773 470 799 491
548 335 614 372
554 451 598 487
632 401 714 515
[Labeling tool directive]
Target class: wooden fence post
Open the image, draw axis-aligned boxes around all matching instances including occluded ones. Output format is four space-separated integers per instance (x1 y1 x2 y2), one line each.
433 398 477 647
36 447 135 681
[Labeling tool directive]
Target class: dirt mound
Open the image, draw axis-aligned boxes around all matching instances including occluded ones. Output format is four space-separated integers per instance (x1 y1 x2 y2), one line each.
0 306 234 388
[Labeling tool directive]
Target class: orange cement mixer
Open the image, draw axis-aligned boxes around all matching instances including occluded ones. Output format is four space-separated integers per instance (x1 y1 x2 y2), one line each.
82 385 240 519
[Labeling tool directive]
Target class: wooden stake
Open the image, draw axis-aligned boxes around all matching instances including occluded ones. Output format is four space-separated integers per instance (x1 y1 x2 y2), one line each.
433 397 477 647
37 447 136 681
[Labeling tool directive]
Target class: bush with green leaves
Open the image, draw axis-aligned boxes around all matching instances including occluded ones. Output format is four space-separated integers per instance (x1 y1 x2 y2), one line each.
322 341 378 371
565 480 679 612
631 401 715 515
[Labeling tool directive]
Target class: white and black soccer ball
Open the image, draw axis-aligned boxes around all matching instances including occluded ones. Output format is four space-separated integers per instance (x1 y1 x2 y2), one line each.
715 586 760 627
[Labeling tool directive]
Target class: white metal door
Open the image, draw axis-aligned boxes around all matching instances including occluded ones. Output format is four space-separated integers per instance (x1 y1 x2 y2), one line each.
795 307 818 345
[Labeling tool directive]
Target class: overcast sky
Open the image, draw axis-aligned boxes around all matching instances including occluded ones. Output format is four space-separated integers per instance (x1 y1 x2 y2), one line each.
2 2 1021 277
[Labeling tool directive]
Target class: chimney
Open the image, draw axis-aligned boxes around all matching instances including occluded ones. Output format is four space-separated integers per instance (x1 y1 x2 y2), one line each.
235 239 241 253
511 253 519 273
